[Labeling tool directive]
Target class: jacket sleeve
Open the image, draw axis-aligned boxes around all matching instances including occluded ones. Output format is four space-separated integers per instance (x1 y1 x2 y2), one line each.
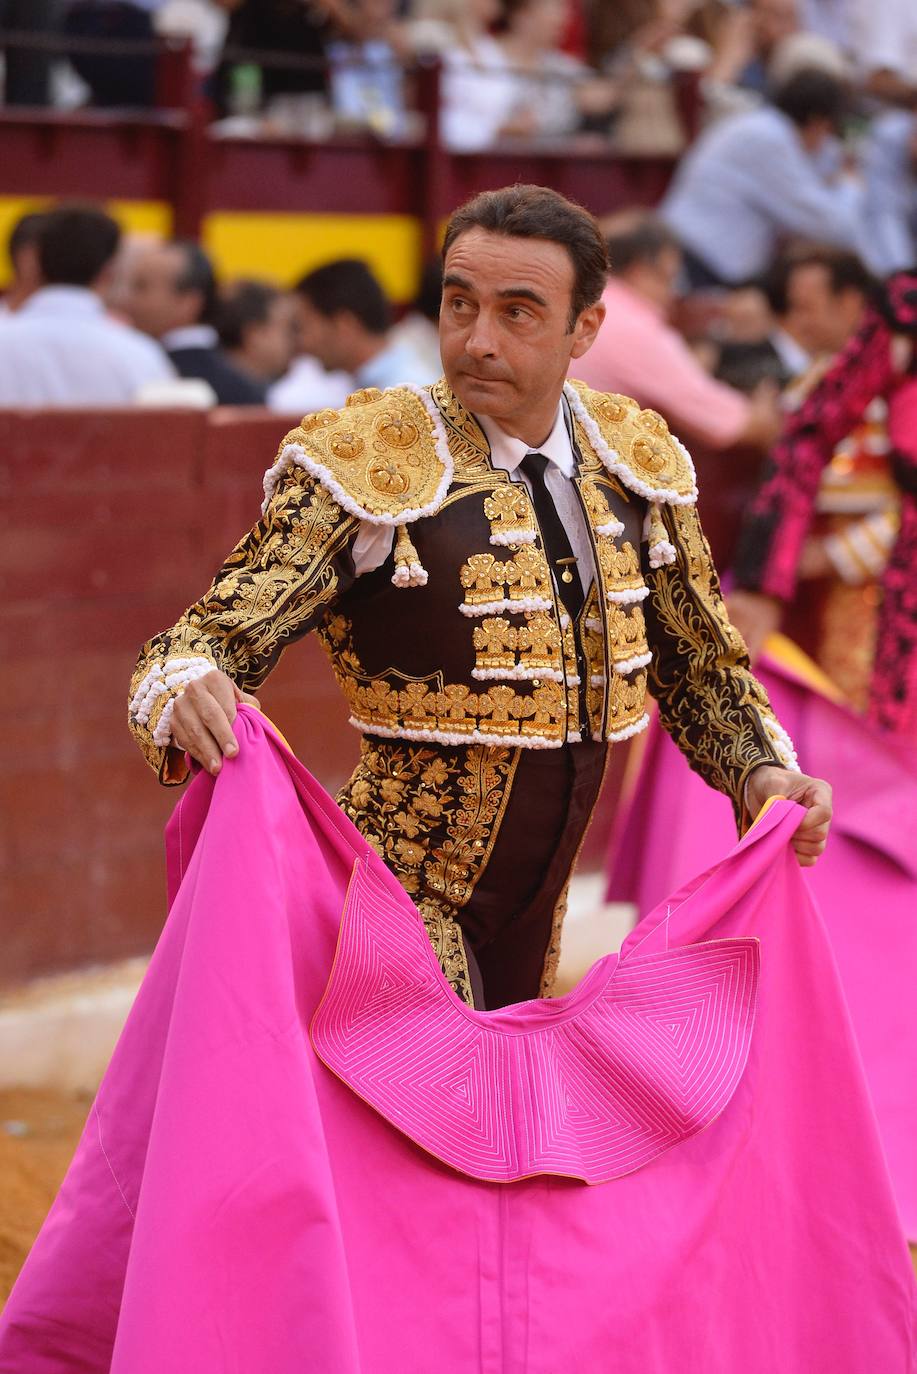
128 465 361 784
642 500 798 827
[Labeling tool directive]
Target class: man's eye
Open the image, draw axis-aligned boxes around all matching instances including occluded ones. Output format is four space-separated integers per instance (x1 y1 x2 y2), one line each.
507 306 530 321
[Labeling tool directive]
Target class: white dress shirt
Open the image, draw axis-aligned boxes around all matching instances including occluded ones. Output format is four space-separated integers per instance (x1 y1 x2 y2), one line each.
0 286 174 407
661 105 866 283
351 397 598 596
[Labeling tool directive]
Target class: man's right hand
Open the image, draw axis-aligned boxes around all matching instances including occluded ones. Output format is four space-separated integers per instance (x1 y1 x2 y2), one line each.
170 669 258 776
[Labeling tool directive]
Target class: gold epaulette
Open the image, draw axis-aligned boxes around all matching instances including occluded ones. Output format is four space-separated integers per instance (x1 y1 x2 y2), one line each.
263 384 452 526
565 380 697 506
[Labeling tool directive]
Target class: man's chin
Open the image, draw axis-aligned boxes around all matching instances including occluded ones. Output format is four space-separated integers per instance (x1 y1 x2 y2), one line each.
450 373 513 412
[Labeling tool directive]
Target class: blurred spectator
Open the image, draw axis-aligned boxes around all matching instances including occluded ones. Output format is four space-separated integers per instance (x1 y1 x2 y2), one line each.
497 0 615 143
329 0 407 137
1 211 49 315
388 258 442 378
572 210 780 452
0 204 174 405
62 0 163 108
0 0 61 105
267 352 352 414
705 0 800 99
661 68 864 287
716 247 873 393
414 0 513 152
216 279 298 385
127 239 266 403
212 0 351 115
293 258 436 389
849 0 917 110
861 112 917 276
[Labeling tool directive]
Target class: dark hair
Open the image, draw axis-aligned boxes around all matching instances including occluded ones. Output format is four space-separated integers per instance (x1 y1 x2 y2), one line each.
771 67 847 130
762 247 874 317
413 259 443 324
604 211 679 276
442 184 609 330
172 239 219 327
295 259 391 334
38 204 120 287
216 279 281 349
8 210 48 261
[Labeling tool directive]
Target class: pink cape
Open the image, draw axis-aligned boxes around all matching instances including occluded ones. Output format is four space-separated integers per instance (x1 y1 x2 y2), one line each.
1 707 915 1372
608 646 917 1240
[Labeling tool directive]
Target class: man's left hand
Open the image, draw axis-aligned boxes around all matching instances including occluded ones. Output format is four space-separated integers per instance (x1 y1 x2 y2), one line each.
745 765 833 867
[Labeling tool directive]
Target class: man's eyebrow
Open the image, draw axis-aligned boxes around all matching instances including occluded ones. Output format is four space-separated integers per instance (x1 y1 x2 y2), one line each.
497 286 548 307
442 272 473 291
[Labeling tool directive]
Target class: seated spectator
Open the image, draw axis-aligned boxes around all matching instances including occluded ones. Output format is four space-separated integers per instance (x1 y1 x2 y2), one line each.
213 0 349 115
216 279 298 386
388 259 443 379
704 0 800 101
716 248 873 393
267 353 352 415
1 210 48 314
0 0 59 105
293 259 437 390
572 210 780 452
410 0 513 152
126 239 267 404
328 0 407 138
661 68 865 287
0 204 174 405
861 111 917 277
848 0 917 110
62 0 162 108
496 0 616 143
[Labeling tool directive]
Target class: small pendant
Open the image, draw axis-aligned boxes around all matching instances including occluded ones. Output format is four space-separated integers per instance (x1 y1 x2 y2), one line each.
561 568 574 583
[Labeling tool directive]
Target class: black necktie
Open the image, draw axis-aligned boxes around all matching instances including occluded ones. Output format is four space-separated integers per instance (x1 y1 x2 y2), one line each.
519 450 585 621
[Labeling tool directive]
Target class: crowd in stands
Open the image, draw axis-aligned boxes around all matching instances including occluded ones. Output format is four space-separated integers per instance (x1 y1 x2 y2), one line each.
0 202 443 408
0 1 912 164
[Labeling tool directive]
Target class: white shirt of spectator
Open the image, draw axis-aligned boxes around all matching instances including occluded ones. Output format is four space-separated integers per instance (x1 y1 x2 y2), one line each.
351 398 597 591
851 0 917 82
0 285 175 407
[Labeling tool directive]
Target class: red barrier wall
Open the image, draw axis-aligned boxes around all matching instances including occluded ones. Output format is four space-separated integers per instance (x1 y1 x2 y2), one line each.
0 408 750 988
0 408 357 988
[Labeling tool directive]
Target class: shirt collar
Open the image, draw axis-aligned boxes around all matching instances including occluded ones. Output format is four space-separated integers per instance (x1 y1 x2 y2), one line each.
20 286 105 318
162 324 219 351
475 399 574 478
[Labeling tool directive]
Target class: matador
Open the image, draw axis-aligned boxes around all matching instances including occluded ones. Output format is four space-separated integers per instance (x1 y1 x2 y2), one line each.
128 185 832 1009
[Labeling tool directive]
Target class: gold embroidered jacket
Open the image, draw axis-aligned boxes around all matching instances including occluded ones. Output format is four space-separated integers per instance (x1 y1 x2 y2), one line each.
129 379 795 815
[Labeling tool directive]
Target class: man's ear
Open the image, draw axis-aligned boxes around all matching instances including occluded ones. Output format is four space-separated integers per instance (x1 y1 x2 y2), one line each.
570 299 606 359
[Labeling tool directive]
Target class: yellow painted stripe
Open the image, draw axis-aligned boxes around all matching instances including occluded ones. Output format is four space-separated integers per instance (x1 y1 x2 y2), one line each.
0 197 423 302
0 196 173 284
201 211 422 301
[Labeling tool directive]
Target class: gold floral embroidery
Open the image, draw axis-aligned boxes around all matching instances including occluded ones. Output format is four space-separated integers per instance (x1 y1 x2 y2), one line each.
595 535 644 593
483 484 536 541
473 617 518 671
644 503 788 816
606 601 650 668
504 545 552 601
337 737 519 1005
460 552 506 605
517 613 563 671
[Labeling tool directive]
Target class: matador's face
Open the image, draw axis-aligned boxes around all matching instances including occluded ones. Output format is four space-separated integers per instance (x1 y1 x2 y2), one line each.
439 228 604 442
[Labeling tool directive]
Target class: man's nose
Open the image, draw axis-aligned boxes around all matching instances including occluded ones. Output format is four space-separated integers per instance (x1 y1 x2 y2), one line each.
464 314 498 358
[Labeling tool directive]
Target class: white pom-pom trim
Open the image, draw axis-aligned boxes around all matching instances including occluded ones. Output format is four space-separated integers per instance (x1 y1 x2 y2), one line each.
595 519 625 538
606 712 650 743
648 539 677 569
614 651 653 675
460 596 553 617
391 562 428 588
590 672 607 688
349 717 564 749
471 665 565 683
131 656 216 728
261 384 453 525
607 586 650 605
765 718 800 772
564 383 697 505
584 616 603 633
152 696 178 747
489 529 537 547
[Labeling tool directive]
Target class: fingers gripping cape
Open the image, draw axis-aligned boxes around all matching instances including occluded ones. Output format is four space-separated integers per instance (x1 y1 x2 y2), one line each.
1 707 915 1373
